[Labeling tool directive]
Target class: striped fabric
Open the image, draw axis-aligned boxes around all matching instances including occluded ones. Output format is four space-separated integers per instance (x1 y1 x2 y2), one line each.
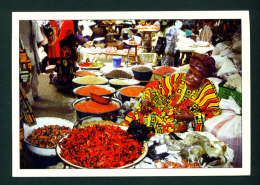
124 73 221 133
20 86 37 168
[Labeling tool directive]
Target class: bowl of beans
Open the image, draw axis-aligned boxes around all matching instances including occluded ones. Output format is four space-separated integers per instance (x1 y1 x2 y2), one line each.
72 97 122 119
73 85 116 99
104 69 133 80
132 66 153 81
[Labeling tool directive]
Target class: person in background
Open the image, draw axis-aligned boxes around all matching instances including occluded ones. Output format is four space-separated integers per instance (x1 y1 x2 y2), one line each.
19 20 43 105
199 20 213 43
51 20 77 90
124 54 221 134
39 21 49 55
161 20 178 66
47 20 61 69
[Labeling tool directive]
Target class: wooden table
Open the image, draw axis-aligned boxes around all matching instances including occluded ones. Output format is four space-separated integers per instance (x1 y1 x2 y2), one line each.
138 29 157 52
177 45 215 66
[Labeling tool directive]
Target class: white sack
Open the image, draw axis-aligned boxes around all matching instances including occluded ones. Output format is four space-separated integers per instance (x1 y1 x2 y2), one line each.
220 48 233 57
216 115 242 168
217 59 238 77
232 40 241 52
219 96 241 114
212 41 232 55
203 110 237 135
211 55 228 70
224 73 242 93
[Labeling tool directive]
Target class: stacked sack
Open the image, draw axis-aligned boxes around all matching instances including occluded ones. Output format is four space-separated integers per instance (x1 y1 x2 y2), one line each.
203 96 242 167
211 26 241 80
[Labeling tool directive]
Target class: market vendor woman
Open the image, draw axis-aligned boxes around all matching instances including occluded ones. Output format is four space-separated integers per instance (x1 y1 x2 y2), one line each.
124 54 221 133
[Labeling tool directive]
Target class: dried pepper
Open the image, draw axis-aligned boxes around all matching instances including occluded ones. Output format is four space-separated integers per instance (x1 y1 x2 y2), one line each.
74 71 96 76
154 160 201 168
26 125 71 148
59 125 144 168
152 66 176 76
120 86 145 97
74 101 118 113
76 85 112 96
79 62 95 67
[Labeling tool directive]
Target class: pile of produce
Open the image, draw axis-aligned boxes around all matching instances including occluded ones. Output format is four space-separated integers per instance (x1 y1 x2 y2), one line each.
79 62 105 68
120 86 145 97
74 71 96 76
152 66 176 76
76 85 112 96
74 101 118 113
154 161 201 168
132 66 152 72
26 125 71 148
59 125 144 168
74 76 107 85
105 70 132 79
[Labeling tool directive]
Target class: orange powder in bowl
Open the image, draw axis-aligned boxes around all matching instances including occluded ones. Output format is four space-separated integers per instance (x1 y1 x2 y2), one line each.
76 85 112 96
74 71 96 76
74 101 118 113
120 87 145 97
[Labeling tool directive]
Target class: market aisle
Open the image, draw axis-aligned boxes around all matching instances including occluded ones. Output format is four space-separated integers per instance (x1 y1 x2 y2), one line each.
32 65 78 124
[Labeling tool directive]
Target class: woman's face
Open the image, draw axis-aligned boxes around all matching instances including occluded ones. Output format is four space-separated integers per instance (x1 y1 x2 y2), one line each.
186 65 207 90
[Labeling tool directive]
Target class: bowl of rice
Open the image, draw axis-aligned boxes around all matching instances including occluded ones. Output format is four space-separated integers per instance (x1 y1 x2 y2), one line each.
109 79 140 90
73 76 108 86
73 85 116 99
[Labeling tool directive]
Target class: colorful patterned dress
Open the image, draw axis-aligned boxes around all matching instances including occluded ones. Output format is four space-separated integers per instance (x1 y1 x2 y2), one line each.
20 86 37 168
124 73 221 133
56 20 77 89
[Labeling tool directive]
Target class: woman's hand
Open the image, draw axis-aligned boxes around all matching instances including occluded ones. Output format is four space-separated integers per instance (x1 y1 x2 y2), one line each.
140 99 152 115
175 110 194 122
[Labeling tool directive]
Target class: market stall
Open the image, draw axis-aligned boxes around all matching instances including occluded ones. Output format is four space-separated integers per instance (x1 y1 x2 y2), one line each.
21 19 242 170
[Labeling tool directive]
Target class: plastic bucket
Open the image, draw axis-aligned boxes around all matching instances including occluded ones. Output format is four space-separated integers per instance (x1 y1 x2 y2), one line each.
185 30 192 37
112 56 122 67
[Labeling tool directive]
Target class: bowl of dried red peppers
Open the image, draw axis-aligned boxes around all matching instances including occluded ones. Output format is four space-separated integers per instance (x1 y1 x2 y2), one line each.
73 97 122 119
56 124 148 168
73 85 116 99
119 86 145 101
23 117 74 156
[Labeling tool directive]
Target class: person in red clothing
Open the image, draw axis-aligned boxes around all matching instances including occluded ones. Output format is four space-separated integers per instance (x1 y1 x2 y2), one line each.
48 20 60 67
51 20 77 90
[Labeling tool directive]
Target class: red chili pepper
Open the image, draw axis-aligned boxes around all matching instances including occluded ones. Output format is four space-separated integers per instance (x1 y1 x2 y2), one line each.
59 125 144 168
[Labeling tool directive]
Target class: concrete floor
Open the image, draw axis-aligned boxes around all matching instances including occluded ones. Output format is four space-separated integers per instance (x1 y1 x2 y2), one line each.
32 65 78 124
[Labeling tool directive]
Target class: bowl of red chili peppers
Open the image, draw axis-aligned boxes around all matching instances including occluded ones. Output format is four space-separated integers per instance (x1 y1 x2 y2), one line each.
23 117 74 156
56 125 148 168
73 97 122 119
73 85 116 99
